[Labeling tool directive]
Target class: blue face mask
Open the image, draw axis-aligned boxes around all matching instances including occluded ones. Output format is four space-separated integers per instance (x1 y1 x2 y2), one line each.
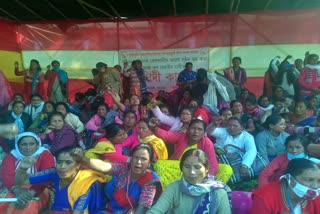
287 152 306 160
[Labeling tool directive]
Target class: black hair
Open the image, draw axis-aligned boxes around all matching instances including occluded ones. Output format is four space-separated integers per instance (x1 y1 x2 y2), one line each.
48 111 65 122
130 144 156 164
232 57 242 64
12 101 26 109
55 102 70 113
185 62 193 68
273 97 286 104
51 60 60 67
123 111 138 120
196 68 207 82
30 93 43 101
230 99 242 109
308 54 319 64
179 106 195 117
219 107 232 116
43 101 55 110
188 118 207 131
13 93 24 100
104 123 124 139
180 149 209 171
228 116 244 127
258 95 270 106
284 134 308 153
96 62 107 68
30 59 41 71
96 103 110 113
273 86 284 95
191 97 204 107
75 93 86 102
245 94 257 105
263 114 284 129
284 158 319 178
54 146 81 160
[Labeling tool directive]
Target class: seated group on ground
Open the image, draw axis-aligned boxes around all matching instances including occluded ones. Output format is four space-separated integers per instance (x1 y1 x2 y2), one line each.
0 53 320 213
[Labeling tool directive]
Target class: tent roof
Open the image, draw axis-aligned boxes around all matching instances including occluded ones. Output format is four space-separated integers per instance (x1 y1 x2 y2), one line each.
1 0 320 22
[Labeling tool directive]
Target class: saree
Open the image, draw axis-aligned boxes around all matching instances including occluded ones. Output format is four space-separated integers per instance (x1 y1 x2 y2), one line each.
46 69 67 102
139 135 168 160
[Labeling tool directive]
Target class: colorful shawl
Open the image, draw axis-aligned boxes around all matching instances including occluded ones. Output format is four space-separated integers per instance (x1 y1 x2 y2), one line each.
11 112 24 134
68 169 108 214
53 68 68 84
31 69 41 95
85 141 116 159
139 135 168 160
180 175 225 214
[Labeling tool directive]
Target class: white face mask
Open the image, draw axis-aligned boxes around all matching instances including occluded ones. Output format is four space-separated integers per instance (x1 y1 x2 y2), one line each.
288 175 320 200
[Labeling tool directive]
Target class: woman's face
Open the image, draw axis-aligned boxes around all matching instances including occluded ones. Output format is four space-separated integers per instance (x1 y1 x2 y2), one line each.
13 103 24 115
183 91 191 99
138 121 152 138
232 59 241 67
56 105 67 116
56 152 80 180
286 139 304 155
109 129 126 144
189 100 198 108
241 90 249 99
124 99 130 106
310 98 318 108
309 56 319 66
227 119 243 136
180 109 192 123
187 122 205 142
44 103 54 113
13 95 23 102
259 97 270 108
97 106 107 116
270 119 286 133
50 115 65 130
130 95 140 106
292 168 320 190
123 113 137 128
30 61 38 70
295 102 307 116
232 102 243 114
245 102 256 111
274 88 284 98
130 148 150 178
221 110 232 123
31 96 42 105
182 155 208 185
18 136 39 156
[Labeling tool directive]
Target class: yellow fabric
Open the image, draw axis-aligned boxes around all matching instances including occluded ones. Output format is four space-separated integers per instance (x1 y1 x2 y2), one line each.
139 135 168 160
216 164 233 183
85 141 116 159
153 159 182 189
68 169 108 214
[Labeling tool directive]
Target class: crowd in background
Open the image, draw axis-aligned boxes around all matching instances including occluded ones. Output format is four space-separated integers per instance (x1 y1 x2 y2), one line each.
0 52 320 213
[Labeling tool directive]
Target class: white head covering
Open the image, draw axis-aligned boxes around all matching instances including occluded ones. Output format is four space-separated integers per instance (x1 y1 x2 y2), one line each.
10 132 47 160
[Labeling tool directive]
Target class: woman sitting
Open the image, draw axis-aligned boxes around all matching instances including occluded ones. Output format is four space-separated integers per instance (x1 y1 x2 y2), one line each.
74 144 162 213
147 149 231 213
290 99 317 126
255 114 289 163
24 94 45 121
259 135 320 187
0 132 55 214
85 103 118 141
28 101 55 134
151 99 194 133
121 111 138 136
122 119 168 160
55 102 85 133
40 112 84 154
206 117 257 180
251 158 320 213
85 123 129 162
15 146 107 214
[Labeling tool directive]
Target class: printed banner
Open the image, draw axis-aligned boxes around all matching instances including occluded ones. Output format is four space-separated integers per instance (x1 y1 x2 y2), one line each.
119 48 209 92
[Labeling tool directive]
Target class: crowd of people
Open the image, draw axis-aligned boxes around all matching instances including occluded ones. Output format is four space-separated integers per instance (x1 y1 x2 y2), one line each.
0 52 320 213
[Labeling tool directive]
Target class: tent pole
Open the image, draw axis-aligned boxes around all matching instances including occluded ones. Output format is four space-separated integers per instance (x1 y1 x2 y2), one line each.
0 7 20 21
172 0 177 16
104 0 121 18
46 0 68 19
78 0 113 18
205 0 209 14
76 0 94 18
15 0 45 20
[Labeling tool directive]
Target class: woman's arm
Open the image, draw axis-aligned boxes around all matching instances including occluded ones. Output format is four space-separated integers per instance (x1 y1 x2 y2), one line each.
112 92 126 112
151 105 179 127
258 155 283 187
255 131 269 164
242 134 257 168
72 148 112 174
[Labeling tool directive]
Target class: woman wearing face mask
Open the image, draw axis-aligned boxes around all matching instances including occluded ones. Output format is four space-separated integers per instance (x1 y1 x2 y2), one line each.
24 94 45 121
15 146 107 214
251 158 320 214
258 135 320 187
0 132 55 214
147 149 231 213
255 114 289 163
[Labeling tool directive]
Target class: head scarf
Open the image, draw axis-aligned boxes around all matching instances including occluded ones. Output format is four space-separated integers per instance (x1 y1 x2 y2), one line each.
11 132 47 160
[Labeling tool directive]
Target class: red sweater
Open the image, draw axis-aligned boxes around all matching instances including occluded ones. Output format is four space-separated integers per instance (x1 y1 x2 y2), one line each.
258 154 289 187
251 181 320 214
1 150 55 192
